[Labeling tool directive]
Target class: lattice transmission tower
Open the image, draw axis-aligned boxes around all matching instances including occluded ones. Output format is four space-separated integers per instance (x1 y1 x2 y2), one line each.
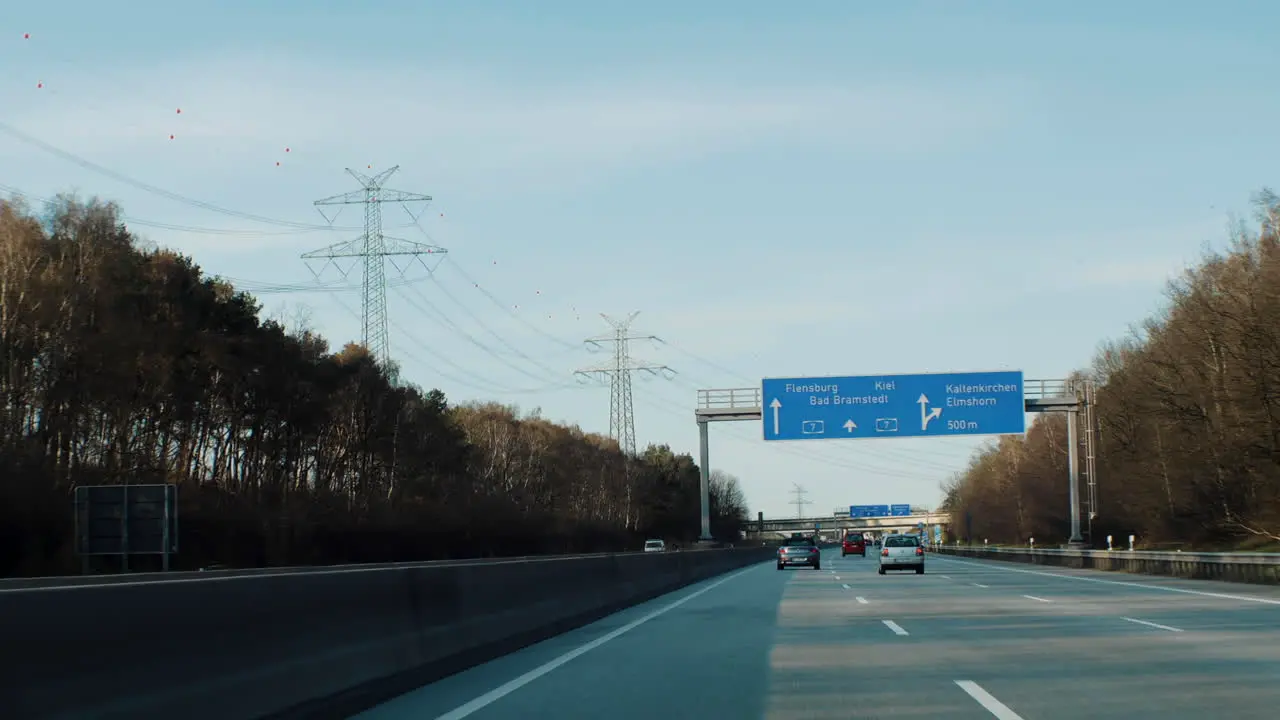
302 166 446 370
574 312 674 456
790 483 811 518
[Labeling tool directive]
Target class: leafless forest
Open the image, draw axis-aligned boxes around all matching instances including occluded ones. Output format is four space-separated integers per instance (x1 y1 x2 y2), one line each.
945 191 1280 550
0 195 749 577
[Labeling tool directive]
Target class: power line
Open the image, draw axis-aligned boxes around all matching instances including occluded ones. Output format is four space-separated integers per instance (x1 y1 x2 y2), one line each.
393 284 577 390
442 256 581 350
302 166 443 373
574 312 674 456
0 180 360 237
0 120 366 232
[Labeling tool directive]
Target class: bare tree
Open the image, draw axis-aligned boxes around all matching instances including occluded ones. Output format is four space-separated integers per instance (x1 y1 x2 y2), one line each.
946 190 1280 549
0 194 751 576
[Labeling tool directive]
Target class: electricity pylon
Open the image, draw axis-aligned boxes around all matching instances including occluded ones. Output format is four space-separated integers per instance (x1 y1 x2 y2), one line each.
574 312 674 456
302 166 445 371
790 483 811 519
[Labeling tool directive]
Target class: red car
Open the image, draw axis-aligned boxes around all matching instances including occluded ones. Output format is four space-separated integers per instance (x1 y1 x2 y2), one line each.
842 532 866 557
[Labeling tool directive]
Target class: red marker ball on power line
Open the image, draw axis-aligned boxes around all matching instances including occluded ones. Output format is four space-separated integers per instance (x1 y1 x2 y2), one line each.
36 82 42 88
285 147 290 152
176 108 181 114
24 33 30 39
170 134 175 140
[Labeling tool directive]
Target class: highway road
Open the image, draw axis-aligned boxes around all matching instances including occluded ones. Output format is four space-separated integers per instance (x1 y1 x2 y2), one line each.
355 549 1280 719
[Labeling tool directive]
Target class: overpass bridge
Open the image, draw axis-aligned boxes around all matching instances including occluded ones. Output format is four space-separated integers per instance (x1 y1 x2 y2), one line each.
751 512 951 535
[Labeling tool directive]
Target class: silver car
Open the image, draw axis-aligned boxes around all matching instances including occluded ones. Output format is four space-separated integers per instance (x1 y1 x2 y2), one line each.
879 534 924 574
776 537 821 570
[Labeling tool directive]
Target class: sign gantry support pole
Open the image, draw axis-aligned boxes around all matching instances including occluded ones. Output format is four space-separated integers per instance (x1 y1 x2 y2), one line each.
1023 379 1092 548
694 388 763 543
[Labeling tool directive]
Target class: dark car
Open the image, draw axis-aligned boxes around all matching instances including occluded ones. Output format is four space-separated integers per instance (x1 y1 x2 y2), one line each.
842 532 867 557
777 536 821 571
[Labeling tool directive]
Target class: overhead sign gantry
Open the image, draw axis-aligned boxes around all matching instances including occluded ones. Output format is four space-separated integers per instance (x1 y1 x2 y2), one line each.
694 372 1095 547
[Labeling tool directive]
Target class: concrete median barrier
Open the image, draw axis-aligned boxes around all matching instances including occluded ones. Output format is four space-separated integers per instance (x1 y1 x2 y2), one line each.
0 547 773 720
934 545 1280 585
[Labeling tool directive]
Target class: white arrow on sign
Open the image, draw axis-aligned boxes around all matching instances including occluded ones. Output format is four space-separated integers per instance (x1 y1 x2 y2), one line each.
918 393 942 431
769 398 781 435
843 419 857 433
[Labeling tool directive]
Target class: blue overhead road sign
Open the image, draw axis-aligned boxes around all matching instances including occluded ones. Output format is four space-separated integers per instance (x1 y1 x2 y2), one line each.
890 504 911 517
762 370 1025 441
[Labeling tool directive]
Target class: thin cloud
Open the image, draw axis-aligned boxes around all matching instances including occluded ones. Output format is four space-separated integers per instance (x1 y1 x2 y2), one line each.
1007 216 1226 294
1079 257 1190 288
6 53 1025 187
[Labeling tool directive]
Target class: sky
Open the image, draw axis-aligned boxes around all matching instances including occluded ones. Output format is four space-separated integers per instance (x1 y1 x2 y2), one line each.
3 1 1278 519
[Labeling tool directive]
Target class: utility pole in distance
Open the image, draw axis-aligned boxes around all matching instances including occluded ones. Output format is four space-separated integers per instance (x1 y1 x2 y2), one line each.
790 482 811 519
302 166 444 376
574 312 674 456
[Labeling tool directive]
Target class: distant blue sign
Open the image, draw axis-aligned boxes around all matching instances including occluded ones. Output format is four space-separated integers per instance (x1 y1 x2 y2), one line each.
762 371 1026 441
850 504 892 519
890 504 912 517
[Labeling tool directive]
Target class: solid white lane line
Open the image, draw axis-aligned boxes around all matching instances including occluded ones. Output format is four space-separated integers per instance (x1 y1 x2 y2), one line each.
431 565 756 719
1122 616 1184 632
882 619 908 635
939 574 952 579
856 596 869 604
932 555 1280 606
955 680 1026 719
1022 594 1051 603
973 583 989 588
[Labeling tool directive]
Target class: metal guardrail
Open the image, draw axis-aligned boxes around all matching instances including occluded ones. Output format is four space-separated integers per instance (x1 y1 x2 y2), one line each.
759 512 949 524
1023 378 1072 400
696 387 761 411
0 546 738 592
939 545 1280 565
701 380 1079 405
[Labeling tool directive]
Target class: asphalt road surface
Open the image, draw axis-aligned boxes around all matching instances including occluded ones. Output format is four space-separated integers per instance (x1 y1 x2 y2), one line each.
355 549 1280 719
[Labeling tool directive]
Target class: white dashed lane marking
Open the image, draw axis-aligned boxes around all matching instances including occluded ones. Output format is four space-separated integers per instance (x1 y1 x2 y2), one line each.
882 620 909 636
956 680 1026 719
1123 616 1183 632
